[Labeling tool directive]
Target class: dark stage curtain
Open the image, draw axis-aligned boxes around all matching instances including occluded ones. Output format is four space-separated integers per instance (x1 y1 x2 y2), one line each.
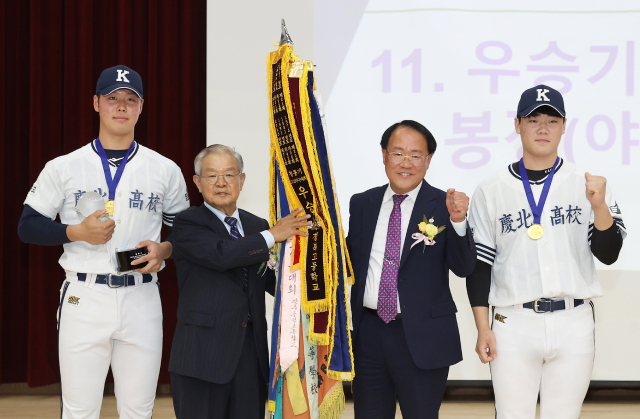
1 0 206 386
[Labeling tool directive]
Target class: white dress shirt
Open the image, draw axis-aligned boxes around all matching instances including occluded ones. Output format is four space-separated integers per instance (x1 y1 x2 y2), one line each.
204 202 275 247
363 183 467 312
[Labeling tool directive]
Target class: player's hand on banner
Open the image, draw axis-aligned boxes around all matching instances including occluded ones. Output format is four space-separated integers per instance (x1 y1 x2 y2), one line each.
446 188 469 223
585 172 607 209
268 208 312 242
68 209 116 244
132 240 170 273
476 328 497 363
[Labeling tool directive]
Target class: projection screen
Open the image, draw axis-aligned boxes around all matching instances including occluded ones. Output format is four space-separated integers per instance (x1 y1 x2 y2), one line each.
314 1 639 383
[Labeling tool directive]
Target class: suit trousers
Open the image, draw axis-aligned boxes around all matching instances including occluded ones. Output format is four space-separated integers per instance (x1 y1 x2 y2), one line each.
353 308 449 419
170 325 267 419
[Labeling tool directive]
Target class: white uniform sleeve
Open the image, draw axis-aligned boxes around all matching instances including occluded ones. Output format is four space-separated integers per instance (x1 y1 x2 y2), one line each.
468 185 497 266
23 160 65 220
589 183 627 240
162 163 190 227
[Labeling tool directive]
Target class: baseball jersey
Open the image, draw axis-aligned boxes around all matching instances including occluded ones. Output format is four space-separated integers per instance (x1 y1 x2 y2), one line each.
24 140 190 276
468 158 626 307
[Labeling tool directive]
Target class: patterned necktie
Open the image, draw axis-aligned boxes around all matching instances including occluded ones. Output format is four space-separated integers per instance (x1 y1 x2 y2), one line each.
224 216 251 321
377 194 408 323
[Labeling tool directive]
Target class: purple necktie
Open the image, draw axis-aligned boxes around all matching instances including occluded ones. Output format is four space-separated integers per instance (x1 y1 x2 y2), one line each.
377 194 408 323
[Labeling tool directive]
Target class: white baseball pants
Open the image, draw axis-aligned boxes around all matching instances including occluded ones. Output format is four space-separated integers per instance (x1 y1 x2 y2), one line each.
490 301 595 419
57 279 163 419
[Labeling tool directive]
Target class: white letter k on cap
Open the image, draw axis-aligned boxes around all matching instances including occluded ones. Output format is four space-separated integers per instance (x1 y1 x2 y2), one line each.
116 70 130 83
536 88 550 102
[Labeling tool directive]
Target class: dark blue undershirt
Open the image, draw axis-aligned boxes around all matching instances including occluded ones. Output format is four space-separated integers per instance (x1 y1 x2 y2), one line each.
18 149 174 248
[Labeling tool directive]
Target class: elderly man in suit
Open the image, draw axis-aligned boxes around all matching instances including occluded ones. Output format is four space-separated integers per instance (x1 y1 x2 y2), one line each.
347 120 477 419
169 144 311 419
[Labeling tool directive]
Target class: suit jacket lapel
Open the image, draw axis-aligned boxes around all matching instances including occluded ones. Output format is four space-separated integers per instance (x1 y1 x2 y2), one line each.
239 210 259 236
400 180 438 268
200 204 231 238
359 186 386 289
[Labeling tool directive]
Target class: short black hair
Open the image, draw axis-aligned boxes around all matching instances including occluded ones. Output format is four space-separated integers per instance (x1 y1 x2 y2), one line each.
380 120 437 154
518 105 565 122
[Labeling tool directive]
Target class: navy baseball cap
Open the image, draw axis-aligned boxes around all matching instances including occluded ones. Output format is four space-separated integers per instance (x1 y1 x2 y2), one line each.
96 65 143 99
517 84 565 118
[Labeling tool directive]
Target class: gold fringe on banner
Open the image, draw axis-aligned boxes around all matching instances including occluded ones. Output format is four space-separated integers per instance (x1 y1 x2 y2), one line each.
298 66 337 294
267 40 355 418
267 44 332 315
267 45 309 287
319 382 345 419
298 65 355 379
297 65 338 346
269 146 278 228
289 61 333 318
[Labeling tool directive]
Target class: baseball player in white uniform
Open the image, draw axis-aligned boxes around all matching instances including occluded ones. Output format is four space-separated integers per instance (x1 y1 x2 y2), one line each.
18 65 189 418
466 85 626 419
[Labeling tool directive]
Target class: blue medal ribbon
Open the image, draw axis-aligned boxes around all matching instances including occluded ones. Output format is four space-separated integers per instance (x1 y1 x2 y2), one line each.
519 157 559 224
95 138 135 201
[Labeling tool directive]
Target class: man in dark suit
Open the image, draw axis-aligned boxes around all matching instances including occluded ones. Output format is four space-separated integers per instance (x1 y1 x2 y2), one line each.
347 121 477 419
169 144 311 419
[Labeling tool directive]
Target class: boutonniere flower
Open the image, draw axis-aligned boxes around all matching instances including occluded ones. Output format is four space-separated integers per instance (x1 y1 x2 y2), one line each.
411 216 446 252
259 248 279 276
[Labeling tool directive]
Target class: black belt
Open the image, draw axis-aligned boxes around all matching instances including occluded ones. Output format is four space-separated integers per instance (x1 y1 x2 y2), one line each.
365 307 402 320
523 298 584 313
77 273 153 288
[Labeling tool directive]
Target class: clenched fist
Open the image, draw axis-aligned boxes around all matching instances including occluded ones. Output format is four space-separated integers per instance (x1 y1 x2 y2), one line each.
446 188 469 223
585 172 607 209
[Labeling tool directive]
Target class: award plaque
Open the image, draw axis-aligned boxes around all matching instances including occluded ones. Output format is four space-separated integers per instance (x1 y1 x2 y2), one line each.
116 246 149 273
76 192 109 221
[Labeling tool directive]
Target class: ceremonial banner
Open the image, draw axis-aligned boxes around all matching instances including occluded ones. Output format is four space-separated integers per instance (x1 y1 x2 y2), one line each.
267 22 354 419
279 237 301 372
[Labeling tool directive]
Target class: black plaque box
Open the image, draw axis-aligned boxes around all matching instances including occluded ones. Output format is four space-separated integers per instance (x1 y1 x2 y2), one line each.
116 247 149 273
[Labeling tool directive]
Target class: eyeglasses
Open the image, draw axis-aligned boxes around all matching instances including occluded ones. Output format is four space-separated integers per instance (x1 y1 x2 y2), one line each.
385 150 430 167
200 173 242 185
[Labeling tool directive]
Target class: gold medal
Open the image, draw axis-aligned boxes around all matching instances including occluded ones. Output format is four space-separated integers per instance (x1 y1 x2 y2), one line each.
104 200 115 216
528 224 544 240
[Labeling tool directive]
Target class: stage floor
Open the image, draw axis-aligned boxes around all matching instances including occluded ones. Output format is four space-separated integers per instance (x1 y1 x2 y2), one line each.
0 395 638 418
